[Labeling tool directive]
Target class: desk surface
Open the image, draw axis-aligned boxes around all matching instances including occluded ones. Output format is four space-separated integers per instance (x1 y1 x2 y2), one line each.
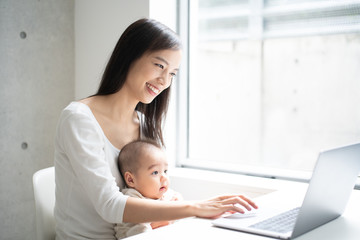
127 188 360 240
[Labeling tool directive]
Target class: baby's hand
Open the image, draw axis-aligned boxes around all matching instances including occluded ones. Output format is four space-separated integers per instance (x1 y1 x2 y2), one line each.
170 190 183 201
161 188 183 201
150 221 171 229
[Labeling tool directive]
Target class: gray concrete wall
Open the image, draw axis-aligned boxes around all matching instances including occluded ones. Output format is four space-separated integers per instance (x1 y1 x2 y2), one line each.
74 0 150 99
0 0 74 239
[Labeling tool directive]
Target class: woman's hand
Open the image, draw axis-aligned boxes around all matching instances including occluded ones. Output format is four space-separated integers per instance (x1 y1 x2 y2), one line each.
123 194 257 223
192 195 258 219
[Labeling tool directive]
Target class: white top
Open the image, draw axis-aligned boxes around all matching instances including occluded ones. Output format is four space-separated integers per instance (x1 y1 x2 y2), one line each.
115 188 178 239
54 101 143 240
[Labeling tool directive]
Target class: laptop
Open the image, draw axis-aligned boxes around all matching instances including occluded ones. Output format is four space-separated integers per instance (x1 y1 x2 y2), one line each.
212 142 360 239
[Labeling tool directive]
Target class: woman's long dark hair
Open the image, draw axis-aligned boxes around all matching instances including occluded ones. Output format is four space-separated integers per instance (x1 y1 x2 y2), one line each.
95 18 182 147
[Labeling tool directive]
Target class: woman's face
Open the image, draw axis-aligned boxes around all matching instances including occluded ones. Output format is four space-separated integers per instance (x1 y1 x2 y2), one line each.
124 49 182 104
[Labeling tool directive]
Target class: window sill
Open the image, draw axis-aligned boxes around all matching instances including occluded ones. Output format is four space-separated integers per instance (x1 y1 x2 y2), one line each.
179 159 313 182
177 159 360 191
168 167 309 201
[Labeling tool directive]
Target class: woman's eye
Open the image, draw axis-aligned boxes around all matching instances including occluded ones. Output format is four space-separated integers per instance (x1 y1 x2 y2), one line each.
170 73 176 77
155 63 164 69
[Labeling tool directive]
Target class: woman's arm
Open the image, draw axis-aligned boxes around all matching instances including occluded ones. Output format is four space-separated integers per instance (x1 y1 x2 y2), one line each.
123 195 257 223
57 107 128 223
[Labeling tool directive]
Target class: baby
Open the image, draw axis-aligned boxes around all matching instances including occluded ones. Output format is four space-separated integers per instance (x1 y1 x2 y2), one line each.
115 139 180 239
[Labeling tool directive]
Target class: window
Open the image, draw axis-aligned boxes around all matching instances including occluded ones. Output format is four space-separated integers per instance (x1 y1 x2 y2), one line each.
176 0 360 180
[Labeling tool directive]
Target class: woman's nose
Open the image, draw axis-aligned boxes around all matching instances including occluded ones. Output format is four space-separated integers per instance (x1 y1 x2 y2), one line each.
158 71 172 88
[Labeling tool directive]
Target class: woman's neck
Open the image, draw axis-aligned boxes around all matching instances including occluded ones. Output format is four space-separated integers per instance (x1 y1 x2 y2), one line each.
80 91 141 150
82 90 139 124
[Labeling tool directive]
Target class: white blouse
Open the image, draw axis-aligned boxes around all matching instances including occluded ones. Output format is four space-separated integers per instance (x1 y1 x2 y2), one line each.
54 102 143 240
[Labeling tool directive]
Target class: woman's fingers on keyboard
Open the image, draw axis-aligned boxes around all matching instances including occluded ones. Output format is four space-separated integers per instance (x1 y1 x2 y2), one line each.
220 195 257 212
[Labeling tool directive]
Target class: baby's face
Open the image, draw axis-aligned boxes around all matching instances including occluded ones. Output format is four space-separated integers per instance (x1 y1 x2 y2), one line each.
132 148 169 199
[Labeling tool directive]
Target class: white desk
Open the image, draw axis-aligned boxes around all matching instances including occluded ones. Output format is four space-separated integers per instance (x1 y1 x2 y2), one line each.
127 188 360 240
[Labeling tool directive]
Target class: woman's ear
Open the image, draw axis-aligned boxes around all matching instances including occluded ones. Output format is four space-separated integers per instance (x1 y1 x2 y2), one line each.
124 172 136 188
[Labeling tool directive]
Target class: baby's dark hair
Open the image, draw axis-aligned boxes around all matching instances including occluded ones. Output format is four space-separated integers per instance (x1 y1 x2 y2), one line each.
118 139 162 179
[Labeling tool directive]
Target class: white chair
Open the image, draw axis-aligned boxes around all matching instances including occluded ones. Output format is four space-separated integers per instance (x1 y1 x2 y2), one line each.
33 166 56 240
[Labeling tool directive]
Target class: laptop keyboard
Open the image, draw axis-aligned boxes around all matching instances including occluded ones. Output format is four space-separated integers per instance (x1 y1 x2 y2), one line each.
249 207 300 233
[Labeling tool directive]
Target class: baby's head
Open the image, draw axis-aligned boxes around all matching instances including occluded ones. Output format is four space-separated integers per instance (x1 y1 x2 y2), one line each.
118 139 169 199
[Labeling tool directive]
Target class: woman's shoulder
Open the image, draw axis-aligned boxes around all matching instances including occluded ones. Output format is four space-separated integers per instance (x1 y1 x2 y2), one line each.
61 101 93 118
58 101 98 129
56 101 104 144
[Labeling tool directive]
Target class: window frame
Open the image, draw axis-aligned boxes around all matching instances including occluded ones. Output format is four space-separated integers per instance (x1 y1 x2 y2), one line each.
175 0 360 188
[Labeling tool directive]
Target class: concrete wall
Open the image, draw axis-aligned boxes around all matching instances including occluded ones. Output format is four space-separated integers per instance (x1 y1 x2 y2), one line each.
75 0 150 99
0 0 156 239
0 0 74 239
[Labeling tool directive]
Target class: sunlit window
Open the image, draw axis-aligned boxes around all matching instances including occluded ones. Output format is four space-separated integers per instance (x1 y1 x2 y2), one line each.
177 0 360 179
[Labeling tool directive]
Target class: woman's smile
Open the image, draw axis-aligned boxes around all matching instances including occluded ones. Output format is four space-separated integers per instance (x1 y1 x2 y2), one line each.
146 82 160 95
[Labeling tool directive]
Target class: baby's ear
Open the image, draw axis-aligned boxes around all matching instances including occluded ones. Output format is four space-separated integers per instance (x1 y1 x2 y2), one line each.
124 172 135 188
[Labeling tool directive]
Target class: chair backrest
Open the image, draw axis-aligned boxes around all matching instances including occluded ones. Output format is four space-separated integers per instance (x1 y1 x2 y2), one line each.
33 167 56 240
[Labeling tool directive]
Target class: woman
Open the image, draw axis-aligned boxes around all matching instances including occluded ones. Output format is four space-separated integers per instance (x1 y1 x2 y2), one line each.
54 18 257 239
